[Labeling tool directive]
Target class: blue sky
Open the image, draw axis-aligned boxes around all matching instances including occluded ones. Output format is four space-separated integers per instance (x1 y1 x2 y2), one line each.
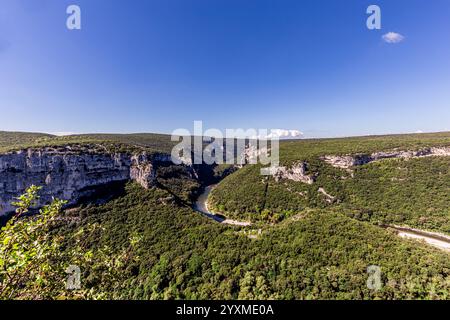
0 0 449 138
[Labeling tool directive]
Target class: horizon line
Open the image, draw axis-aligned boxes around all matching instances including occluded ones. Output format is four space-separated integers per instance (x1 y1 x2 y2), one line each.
0 129 448 141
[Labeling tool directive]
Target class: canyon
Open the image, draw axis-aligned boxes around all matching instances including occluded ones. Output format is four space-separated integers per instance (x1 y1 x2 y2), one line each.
0 145 177 216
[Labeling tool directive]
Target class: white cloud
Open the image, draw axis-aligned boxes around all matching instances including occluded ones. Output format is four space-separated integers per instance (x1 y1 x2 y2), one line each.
251 129 304 140
382 32 405 44
49 132 77 136
268 129 303 139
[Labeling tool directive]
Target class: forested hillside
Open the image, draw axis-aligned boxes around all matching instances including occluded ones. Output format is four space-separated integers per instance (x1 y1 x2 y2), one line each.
5 183 448 299
1 131 449 299
0 132 176 154
211 132 450 233
0 131 54 152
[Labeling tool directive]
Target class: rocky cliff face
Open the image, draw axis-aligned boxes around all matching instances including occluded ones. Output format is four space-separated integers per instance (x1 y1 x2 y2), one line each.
321 147 450 169
273 162 315 184
0 146 174 216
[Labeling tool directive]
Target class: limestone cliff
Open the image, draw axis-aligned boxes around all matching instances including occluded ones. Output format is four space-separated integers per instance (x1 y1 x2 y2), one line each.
321 147 450 169
0 146 174 216
273 162 315 184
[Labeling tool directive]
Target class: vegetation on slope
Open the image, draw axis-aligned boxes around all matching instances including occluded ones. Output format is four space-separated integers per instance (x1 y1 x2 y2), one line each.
1 131 450 300
0 131 55 152
210 132 450 233
0 132 176 154
2 184 449 300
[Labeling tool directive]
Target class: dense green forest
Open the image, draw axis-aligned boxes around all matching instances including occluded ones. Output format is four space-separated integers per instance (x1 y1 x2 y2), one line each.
3 183 449 299
211 133 450 233
1 131 449 299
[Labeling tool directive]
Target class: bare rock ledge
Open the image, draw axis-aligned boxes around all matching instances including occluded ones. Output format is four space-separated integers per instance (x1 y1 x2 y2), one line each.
321 147 450 170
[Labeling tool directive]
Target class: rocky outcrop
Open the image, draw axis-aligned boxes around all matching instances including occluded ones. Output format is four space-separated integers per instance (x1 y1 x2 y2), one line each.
273 162 315 184
0 146 175 216
238 144 269 166
318 187 335 203
321 147 450 169
129 153 169 189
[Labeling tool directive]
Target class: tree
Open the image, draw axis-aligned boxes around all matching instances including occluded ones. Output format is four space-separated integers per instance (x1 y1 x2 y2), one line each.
0 186 67 299
0 186 140 300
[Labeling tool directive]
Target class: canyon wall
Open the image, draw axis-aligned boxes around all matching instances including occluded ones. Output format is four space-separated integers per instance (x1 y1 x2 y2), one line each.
321 147 450 169
273 162 315 184
0 146 174 216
